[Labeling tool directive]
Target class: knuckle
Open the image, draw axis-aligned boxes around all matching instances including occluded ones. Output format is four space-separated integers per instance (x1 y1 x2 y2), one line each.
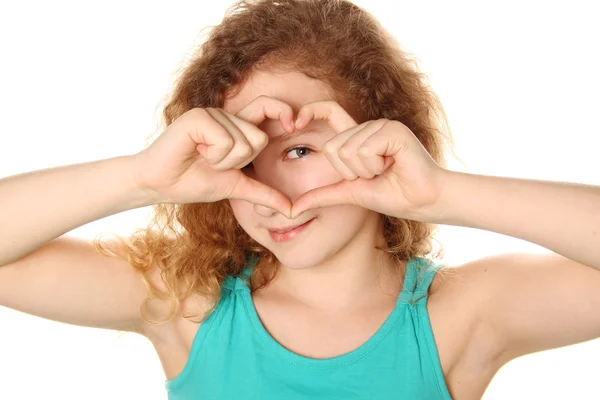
238 145 253 159
218 135 235 149
297 103 317 116
256 133 269 148
338 148 353 160
328 100 342 109
254 95 270 104
297 103 310 112
358 146 371 157
323 100 340 113
234 108 251 120
313 100 334 107
212 164 228 171
322 142 336 154
281 103 294 117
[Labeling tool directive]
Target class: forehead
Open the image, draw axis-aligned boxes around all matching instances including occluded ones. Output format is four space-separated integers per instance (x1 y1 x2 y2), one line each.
223 69 335 116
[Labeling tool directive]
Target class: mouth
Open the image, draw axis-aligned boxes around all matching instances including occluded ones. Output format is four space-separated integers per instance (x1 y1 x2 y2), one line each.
268 219 313 233
268 217 316 243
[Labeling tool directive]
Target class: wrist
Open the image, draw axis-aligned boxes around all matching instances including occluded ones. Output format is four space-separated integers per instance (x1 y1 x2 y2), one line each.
125 154 166 206
410 169 460 225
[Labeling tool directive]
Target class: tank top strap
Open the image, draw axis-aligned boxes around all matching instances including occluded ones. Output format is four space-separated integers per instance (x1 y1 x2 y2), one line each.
221 253 259 291
398 257 444 306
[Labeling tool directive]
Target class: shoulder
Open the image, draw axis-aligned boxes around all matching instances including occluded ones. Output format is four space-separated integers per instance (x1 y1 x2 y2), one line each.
427 257 488 301
428 254 517 307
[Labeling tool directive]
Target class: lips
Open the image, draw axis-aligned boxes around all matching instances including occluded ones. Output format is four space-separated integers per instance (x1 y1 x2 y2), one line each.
268 217 316 243
268 221 311 233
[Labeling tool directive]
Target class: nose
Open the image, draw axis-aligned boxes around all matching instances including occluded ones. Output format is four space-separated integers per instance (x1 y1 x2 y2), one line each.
254 203 280 218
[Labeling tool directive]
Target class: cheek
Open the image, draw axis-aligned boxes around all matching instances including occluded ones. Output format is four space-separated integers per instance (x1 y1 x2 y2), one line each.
288 157 344 197
229 199 254 226
328 204 373 227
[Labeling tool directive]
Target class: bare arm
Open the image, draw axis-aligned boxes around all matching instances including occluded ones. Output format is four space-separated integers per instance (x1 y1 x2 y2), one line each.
0 155 157 266
432 171 600 270
0 235 157 333
0 156 162 334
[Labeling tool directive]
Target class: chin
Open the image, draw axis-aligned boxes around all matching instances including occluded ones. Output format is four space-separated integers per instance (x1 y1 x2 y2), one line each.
243 227 335 271
274 252 331 271
253 238 328 271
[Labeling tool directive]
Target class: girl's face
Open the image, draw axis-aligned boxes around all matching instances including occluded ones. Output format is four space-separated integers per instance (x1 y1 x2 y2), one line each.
224 69 383 270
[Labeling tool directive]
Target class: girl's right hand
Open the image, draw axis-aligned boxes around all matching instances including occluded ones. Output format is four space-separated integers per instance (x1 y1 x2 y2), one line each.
132 96 296 217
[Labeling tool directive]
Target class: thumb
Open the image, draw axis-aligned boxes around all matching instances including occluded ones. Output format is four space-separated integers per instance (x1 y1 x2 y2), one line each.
229 174 292 217
291 179 362 219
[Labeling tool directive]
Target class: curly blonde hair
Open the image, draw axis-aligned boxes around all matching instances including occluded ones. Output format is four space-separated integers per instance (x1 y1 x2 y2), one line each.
94 0 458 325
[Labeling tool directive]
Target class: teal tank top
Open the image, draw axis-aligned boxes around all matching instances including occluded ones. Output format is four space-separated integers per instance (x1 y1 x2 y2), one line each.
165 256 452 399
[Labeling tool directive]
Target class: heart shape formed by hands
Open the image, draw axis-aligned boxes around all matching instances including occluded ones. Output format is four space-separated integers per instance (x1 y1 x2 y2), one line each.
236 97 447 223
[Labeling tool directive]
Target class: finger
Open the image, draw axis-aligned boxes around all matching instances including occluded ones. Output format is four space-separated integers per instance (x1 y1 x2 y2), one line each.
217 111 270 169
359 121 402 174
336 120 384 179
235 95 296 134
290 179 366 218
295 100 358 133
360 146 395 176
321 122 371 180
207 108 253 170
186 108 235 164
230 174 292 218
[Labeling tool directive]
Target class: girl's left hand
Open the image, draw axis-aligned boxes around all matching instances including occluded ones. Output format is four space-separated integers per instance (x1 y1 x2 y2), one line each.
290 101 450 222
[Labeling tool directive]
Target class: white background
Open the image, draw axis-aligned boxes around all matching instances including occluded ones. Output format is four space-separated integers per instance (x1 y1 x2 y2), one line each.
1 0 599 399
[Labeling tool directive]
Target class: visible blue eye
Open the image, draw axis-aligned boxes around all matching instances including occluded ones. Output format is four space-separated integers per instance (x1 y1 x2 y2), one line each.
285 146 312 160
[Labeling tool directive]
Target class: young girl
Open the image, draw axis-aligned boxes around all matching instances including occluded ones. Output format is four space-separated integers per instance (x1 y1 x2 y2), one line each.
1 0 599 399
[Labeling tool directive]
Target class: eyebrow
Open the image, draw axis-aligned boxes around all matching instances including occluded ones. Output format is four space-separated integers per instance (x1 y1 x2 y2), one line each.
274 129 325 145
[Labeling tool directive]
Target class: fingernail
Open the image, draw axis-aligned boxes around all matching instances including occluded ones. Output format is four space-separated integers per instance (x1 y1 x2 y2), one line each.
295 117 303 128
